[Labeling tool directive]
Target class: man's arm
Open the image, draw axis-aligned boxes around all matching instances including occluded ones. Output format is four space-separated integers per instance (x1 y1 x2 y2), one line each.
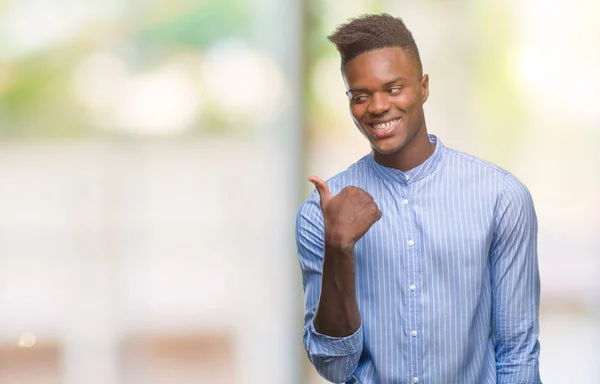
296 178 381 383
490 173 542 384
296 195 363 383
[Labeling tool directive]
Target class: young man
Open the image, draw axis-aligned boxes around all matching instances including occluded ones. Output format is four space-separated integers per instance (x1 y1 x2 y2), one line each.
295 14 541 384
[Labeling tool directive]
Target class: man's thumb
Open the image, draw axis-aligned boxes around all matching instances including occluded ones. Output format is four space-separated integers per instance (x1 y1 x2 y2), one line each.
308 176 333 209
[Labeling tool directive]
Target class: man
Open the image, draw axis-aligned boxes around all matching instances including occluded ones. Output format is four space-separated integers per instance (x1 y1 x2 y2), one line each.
295 14 541 384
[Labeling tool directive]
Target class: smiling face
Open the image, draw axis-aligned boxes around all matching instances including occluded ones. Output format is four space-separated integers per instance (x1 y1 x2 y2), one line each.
343 47 430 167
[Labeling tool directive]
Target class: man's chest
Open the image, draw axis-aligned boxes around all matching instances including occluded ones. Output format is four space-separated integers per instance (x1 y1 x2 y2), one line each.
353 192 495 277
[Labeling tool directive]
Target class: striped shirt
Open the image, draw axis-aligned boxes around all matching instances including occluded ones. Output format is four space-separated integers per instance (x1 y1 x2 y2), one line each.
295 135 541 384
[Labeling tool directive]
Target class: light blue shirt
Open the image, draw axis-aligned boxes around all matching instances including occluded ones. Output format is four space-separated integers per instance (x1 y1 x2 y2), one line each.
295 135 541 384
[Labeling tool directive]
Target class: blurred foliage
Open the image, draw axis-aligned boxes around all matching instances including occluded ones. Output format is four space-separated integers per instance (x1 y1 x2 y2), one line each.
0 0 252 139
0 46 91 138
471 2 524 162
137 0 251 51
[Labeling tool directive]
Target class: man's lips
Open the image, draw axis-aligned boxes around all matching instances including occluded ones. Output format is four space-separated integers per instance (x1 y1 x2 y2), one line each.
367 118 402 138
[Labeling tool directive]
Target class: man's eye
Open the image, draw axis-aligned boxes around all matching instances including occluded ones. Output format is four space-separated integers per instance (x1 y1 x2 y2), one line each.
351 95 369 103
388 87 403 95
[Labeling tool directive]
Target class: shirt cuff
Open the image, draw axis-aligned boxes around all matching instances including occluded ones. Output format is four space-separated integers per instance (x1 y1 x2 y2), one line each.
305 320 363 358
497 369 542 384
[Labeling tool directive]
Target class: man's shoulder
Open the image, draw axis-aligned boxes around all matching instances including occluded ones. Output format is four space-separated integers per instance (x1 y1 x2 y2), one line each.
442 145 509 177
325 154 372 190
309 154 372 194
441 144 532 200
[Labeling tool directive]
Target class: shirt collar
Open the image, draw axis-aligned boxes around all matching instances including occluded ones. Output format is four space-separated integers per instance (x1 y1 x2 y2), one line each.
367 134 445 184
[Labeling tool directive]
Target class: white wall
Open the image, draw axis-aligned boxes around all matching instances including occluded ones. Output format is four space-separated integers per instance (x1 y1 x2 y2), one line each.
0 140 301 384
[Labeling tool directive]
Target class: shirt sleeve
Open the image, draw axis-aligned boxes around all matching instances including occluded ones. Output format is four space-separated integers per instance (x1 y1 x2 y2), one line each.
490 173 542 384
295 191 363 383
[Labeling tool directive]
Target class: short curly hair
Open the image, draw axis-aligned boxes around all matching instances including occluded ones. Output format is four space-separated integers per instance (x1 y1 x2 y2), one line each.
328 13 422 73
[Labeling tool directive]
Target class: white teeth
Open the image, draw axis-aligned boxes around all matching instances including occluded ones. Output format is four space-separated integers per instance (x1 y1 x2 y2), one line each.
372 119 399 130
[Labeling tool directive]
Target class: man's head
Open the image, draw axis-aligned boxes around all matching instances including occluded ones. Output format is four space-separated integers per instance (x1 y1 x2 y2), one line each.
328 14 430 165
328 13 422 74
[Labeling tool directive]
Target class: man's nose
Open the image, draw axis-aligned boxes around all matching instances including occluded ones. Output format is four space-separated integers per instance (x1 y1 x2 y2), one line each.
367 92 390 115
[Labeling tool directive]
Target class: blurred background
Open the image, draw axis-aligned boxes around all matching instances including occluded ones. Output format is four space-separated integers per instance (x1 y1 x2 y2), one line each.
0 0 598 383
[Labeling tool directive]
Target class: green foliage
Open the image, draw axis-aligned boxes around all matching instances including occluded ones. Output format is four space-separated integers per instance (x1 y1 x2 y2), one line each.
0 0 253 139
471 2 524 165
0 48 90 138
136 0 252 50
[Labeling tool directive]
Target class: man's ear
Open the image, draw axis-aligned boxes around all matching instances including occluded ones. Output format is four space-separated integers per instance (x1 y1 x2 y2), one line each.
421 74 429 103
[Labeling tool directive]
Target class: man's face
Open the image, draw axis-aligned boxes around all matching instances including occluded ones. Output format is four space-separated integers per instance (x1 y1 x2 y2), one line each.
342 47 429 156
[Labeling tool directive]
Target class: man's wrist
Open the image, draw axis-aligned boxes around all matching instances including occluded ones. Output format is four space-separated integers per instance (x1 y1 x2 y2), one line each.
324 234 355 255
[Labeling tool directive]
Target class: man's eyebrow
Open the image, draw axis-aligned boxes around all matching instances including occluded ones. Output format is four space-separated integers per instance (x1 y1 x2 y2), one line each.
382 76 408 88
346 77 408 94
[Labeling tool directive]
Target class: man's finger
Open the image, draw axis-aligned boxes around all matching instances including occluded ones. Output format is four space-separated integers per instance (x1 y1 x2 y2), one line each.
308 176 333 209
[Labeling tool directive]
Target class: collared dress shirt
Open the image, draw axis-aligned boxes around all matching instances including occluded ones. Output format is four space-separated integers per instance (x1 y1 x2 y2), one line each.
295 135 541 384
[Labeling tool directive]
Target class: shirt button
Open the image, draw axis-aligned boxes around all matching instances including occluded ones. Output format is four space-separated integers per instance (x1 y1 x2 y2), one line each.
402 198 409 205
408 239 415 246
411 330 418 337
409 284 416 291
413 377 419 383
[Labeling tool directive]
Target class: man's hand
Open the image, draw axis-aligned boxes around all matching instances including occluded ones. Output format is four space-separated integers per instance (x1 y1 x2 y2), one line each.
309 176 382 252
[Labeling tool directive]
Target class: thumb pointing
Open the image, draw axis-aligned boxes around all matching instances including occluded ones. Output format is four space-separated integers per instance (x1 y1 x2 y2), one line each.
308 176 333 209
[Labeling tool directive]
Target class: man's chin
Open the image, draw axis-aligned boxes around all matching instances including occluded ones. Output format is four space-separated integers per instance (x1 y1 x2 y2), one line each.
371 141 402 155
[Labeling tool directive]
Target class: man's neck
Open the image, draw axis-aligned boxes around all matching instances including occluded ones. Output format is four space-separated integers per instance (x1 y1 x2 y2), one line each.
373 130 435 172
